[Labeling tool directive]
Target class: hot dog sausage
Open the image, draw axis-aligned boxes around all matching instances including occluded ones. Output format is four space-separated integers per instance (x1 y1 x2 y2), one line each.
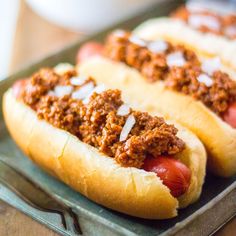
143 156 191 197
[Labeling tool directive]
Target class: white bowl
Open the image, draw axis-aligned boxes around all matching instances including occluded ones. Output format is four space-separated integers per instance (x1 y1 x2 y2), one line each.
26 0 157 33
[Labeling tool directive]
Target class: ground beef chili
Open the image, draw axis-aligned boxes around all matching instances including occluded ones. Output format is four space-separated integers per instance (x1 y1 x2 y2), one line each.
171 6 236 39
16 68 185 168
104 31 236 116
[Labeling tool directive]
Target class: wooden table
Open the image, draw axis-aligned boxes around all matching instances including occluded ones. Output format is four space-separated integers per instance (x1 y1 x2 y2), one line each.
0 0 235 235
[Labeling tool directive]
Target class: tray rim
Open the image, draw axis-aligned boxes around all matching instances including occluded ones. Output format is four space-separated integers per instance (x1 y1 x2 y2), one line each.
162 181 236 235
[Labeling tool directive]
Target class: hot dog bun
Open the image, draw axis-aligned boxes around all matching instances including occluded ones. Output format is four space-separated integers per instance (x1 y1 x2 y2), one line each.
78 57 236 177
3 85 206 219
133 18 236 79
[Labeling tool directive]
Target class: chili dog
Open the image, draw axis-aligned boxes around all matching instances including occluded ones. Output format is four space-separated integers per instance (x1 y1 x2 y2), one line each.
76 30 236 177
133 5 236 75
171 5 236 40
3 65 206 219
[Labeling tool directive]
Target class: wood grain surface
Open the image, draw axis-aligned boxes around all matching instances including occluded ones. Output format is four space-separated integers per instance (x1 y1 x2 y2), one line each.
1 0 235 235
0 200 58 236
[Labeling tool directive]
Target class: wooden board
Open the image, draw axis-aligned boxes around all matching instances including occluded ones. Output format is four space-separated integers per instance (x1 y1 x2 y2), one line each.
0 200 58 236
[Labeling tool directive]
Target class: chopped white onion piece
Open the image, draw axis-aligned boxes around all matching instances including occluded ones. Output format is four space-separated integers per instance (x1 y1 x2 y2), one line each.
129 35 146 47
93 84 106 94
201 57 221 75
166 52 186 67
119 114 136 142
82 84 106 104
197 74 213 87
47 90 55 96
54 85 73 97
113 29 126 37
148 40 168 54
188 15 220 31
70 76 87 86
224 25 236 37
117 104 130 116
82 97 90 105
71 82 94 100
54 63 74 75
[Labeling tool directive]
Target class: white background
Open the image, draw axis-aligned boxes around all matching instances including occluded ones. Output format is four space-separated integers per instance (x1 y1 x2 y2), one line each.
0 0 20 79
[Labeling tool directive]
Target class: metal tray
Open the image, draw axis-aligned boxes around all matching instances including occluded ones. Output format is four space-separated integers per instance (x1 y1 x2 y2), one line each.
0 0 235 235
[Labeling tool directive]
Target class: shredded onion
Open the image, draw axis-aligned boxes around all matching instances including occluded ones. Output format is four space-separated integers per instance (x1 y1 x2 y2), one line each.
201 57 221 75
197 74 213 87
129 35 146 47
166 52 186 67
117 104 130 116
93 84 106 94
71 82 94 100
119 114 136 142
82 84 106 104
70 76 87 86
54 63 74 75
188 15 220 31
54 85 73 97
148 40 168 54
47 90 55 96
